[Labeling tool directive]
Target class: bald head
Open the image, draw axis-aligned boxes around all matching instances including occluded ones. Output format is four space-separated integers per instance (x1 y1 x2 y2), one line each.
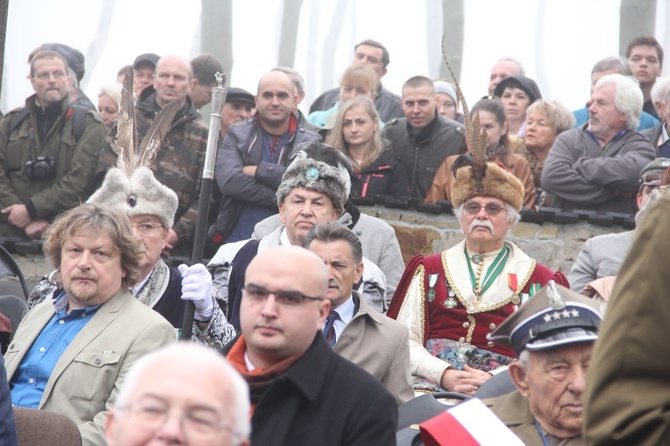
154 54 193 108
257 71 294 96
107 343 250 446
254 71 296 132
241 246 330 368
247 246 328 297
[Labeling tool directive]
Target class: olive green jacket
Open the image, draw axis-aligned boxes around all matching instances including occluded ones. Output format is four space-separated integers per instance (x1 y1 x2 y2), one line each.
0 95 105 237
584 194 670 445
485 391 586 446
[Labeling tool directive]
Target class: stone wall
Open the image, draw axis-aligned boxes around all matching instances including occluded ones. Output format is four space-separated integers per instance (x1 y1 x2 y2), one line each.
3 204 631 281
359 204 630 275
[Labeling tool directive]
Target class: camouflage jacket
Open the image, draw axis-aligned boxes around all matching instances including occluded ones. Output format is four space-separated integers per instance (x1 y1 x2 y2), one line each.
0 95 105 237
135 88 208 250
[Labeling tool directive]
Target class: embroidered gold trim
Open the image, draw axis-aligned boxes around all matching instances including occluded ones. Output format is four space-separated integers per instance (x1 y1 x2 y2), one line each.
465 314 476 343
415 264 426 346
443 245 537 314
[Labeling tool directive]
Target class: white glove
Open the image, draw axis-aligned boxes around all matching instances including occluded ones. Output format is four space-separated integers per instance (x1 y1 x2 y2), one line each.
178 263 214 321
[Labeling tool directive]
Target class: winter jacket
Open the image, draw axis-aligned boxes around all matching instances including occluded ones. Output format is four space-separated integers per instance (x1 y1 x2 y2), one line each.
135 87 209 249
350 148 409 198
0 95 105 238
383 113 467 199
541 125 656 213
212 115 321 241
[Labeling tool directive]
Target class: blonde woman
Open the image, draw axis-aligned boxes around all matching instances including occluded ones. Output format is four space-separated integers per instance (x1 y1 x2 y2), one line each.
97 83 123 133
328 96 408 198
308 64 380 129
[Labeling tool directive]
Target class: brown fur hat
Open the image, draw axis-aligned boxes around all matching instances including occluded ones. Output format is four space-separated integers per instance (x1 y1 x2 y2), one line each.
451 162 524 211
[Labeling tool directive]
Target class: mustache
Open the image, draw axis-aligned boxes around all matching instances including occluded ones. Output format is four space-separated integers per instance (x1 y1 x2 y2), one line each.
327 279 341 289
469 219 495 235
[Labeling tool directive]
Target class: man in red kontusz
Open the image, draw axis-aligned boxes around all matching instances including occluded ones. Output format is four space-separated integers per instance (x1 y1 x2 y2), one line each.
388 157 567 396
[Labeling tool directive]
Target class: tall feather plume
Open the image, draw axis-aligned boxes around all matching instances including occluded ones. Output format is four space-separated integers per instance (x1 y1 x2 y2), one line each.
442 34 488 193
137 101 178 167
113 71 138 176
111 71 178 175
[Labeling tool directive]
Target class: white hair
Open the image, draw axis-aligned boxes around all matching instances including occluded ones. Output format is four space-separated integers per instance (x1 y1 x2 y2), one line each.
594 73 643 131
495 57 526 77
653 75 670 104
114 343 251 444
518 349 530 369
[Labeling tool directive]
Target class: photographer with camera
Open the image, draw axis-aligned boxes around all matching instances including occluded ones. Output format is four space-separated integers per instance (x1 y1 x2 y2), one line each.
0 49 105 240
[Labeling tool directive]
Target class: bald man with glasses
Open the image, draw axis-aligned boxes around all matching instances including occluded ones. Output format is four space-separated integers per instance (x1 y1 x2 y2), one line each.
221 245 397 446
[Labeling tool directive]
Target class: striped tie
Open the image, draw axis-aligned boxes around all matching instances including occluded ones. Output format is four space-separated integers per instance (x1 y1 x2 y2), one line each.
323 310 340 347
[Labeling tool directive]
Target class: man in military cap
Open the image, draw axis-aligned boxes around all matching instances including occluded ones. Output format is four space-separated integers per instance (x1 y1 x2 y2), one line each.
388 147 567 396
485 282 603 445
568 157 669 293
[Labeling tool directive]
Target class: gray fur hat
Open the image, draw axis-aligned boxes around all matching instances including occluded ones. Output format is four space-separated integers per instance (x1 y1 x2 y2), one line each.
87 167 178 228
276 145 351 213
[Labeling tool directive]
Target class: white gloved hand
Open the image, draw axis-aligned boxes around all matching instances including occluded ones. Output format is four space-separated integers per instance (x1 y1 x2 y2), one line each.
178 263 214 321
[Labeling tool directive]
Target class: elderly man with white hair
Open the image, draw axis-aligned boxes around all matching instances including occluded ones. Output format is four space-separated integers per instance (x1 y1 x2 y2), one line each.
105 343 250 446
388 143 567 396
642 76 670 156
542 73 656 213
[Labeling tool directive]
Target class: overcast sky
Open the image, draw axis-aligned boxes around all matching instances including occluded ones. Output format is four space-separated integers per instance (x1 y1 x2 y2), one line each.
3 0 668 114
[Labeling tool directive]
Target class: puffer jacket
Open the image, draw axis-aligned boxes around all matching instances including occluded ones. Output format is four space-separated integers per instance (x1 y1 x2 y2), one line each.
211 114 321 241
350 148 409 198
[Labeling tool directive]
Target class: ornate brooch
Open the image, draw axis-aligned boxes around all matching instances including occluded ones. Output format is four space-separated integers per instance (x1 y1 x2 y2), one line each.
305 166 320 183
127 193 137 207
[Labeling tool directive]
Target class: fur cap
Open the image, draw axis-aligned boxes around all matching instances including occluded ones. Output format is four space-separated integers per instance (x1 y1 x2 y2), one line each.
87 167 178 228
451 162 524 211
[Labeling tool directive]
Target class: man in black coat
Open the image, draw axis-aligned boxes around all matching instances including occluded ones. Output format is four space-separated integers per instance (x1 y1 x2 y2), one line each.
222 245 397 446
383 75 467 199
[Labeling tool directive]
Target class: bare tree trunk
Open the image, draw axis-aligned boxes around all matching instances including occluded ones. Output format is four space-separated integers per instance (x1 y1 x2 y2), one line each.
321 0 350 90
439 0 464 81
201 0 233 84
0 0 9 100
278 0 303 67
663 3 670 73
619 0 657 55
533 0 549 97
82 0 116 91
426 0 443 78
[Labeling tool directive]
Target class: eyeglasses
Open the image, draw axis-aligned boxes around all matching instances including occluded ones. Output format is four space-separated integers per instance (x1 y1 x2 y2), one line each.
122 395 239 442
131 222 164 236
242 285 324 306
463 202 507 216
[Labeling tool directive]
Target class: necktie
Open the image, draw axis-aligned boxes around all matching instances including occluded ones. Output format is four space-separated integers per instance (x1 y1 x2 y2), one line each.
323 310 340 347
659 140 670 158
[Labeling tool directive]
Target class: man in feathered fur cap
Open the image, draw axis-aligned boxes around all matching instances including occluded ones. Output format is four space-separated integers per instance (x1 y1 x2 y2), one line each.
208 141 387 330
26 167 236 348
25 72 235 348
387 139 568 396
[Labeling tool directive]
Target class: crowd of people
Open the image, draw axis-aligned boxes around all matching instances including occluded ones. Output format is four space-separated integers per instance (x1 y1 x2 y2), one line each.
0 33 669 445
